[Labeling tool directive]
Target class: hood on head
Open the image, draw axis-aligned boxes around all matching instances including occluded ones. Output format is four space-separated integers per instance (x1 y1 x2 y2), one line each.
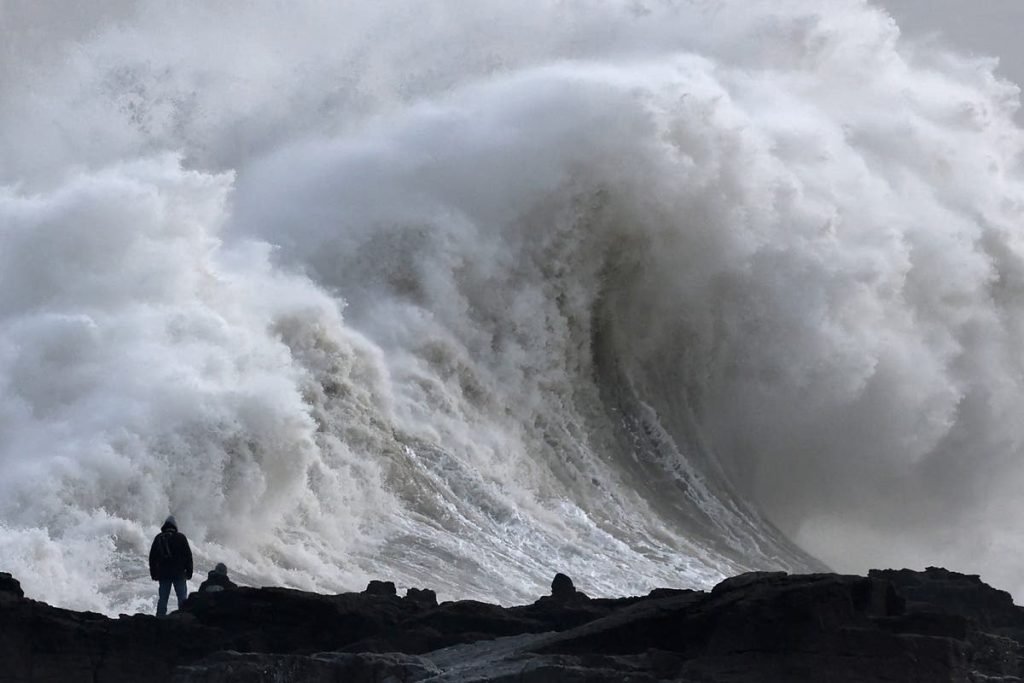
161 515 178 532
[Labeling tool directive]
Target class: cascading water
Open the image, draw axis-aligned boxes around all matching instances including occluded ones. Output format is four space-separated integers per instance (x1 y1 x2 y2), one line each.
2 0 1024 615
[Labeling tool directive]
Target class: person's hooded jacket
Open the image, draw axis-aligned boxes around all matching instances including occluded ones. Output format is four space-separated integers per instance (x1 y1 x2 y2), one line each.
148 516 193 581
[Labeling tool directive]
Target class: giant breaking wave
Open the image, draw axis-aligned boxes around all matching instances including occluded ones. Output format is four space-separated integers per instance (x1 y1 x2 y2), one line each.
2 0 1024 614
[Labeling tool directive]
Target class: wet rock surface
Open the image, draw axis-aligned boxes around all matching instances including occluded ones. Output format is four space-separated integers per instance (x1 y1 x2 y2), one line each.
3 568 1024 681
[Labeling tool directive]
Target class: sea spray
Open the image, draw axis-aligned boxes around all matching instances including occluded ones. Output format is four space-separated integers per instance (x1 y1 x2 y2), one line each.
1 0 1023 613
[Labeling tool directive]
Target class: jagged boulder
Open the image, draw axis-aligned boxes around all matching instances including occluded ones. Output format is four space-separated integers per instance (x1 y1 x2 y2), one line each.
549 572 589 602
533 572 1012 682
871 567 1024 634
362 580 397 597
0 573 23 600
551 573 576 598
404 587 438 608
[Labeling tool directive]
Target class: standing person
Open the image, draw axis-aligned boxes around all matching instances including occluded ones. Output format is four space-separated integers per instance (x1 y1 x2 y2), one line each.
148 515 193 616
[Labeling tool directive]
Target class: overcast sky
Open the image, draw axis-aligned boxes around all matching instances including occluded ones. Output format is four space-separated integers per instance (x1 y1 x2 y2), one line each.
2 1 1021 92
879 0 1024 89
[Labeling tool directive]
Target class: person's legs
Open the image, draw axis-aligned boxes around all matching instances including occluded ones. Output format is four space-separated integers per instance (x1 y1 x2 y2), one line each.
156 579 172 616
172 577 188 610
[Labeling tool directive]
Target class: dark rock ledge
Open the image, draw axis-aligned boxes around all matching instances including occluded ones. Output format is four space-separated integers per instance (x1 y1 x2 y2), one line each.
2 567 1024 682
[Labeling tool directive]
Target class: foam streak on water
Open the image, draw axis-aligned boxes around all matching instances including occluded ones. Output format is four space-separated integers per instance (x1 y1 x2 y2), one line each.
1 0 1023 613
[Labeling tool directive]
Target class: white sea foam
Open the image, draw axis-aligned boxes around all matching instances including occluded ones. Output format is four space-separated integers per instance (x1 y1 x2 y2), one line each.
1 0 1024 613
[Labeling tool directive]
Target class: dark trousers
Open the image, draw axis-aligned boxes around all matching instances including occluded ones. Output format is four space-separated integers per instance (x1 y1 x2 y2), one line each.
157 577 188 616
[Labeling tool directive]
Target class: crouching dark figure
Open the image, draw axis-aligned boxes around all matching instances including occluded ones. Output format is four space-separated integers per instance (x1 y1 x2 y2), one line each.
198 563 237 593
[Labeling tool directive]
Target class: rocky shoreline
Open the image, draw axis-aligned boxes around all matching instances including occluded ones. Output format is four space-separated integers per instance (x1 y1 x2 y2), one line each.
3 567 1024 681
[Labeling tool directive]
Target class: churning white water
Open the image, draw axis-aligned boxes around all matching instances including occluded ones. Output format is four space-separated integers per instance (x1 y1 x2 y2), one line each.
2 0 1024 614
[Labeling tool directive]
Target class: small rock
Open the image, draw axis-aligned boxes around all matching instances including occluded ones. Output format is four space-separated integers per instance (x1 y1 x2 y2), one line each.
363 580 397 597
551 573 575 597
0 572 24 599
405 587 438 608
550 573 588 602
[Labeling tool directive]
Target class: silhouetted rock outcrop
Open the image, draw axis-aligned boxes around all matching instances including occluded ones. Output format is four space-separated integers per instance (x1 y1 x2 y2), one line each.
871 566 1024 634
0 573 23 599
2 568 1024 681
404 587 438 609
551 573 579 599
362 580 397 597
544 572 589 603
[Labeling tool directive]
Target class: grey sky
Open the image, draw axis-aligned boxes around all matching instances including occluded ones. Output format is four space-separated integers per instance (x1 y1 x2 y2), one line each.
879 0 1024 89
